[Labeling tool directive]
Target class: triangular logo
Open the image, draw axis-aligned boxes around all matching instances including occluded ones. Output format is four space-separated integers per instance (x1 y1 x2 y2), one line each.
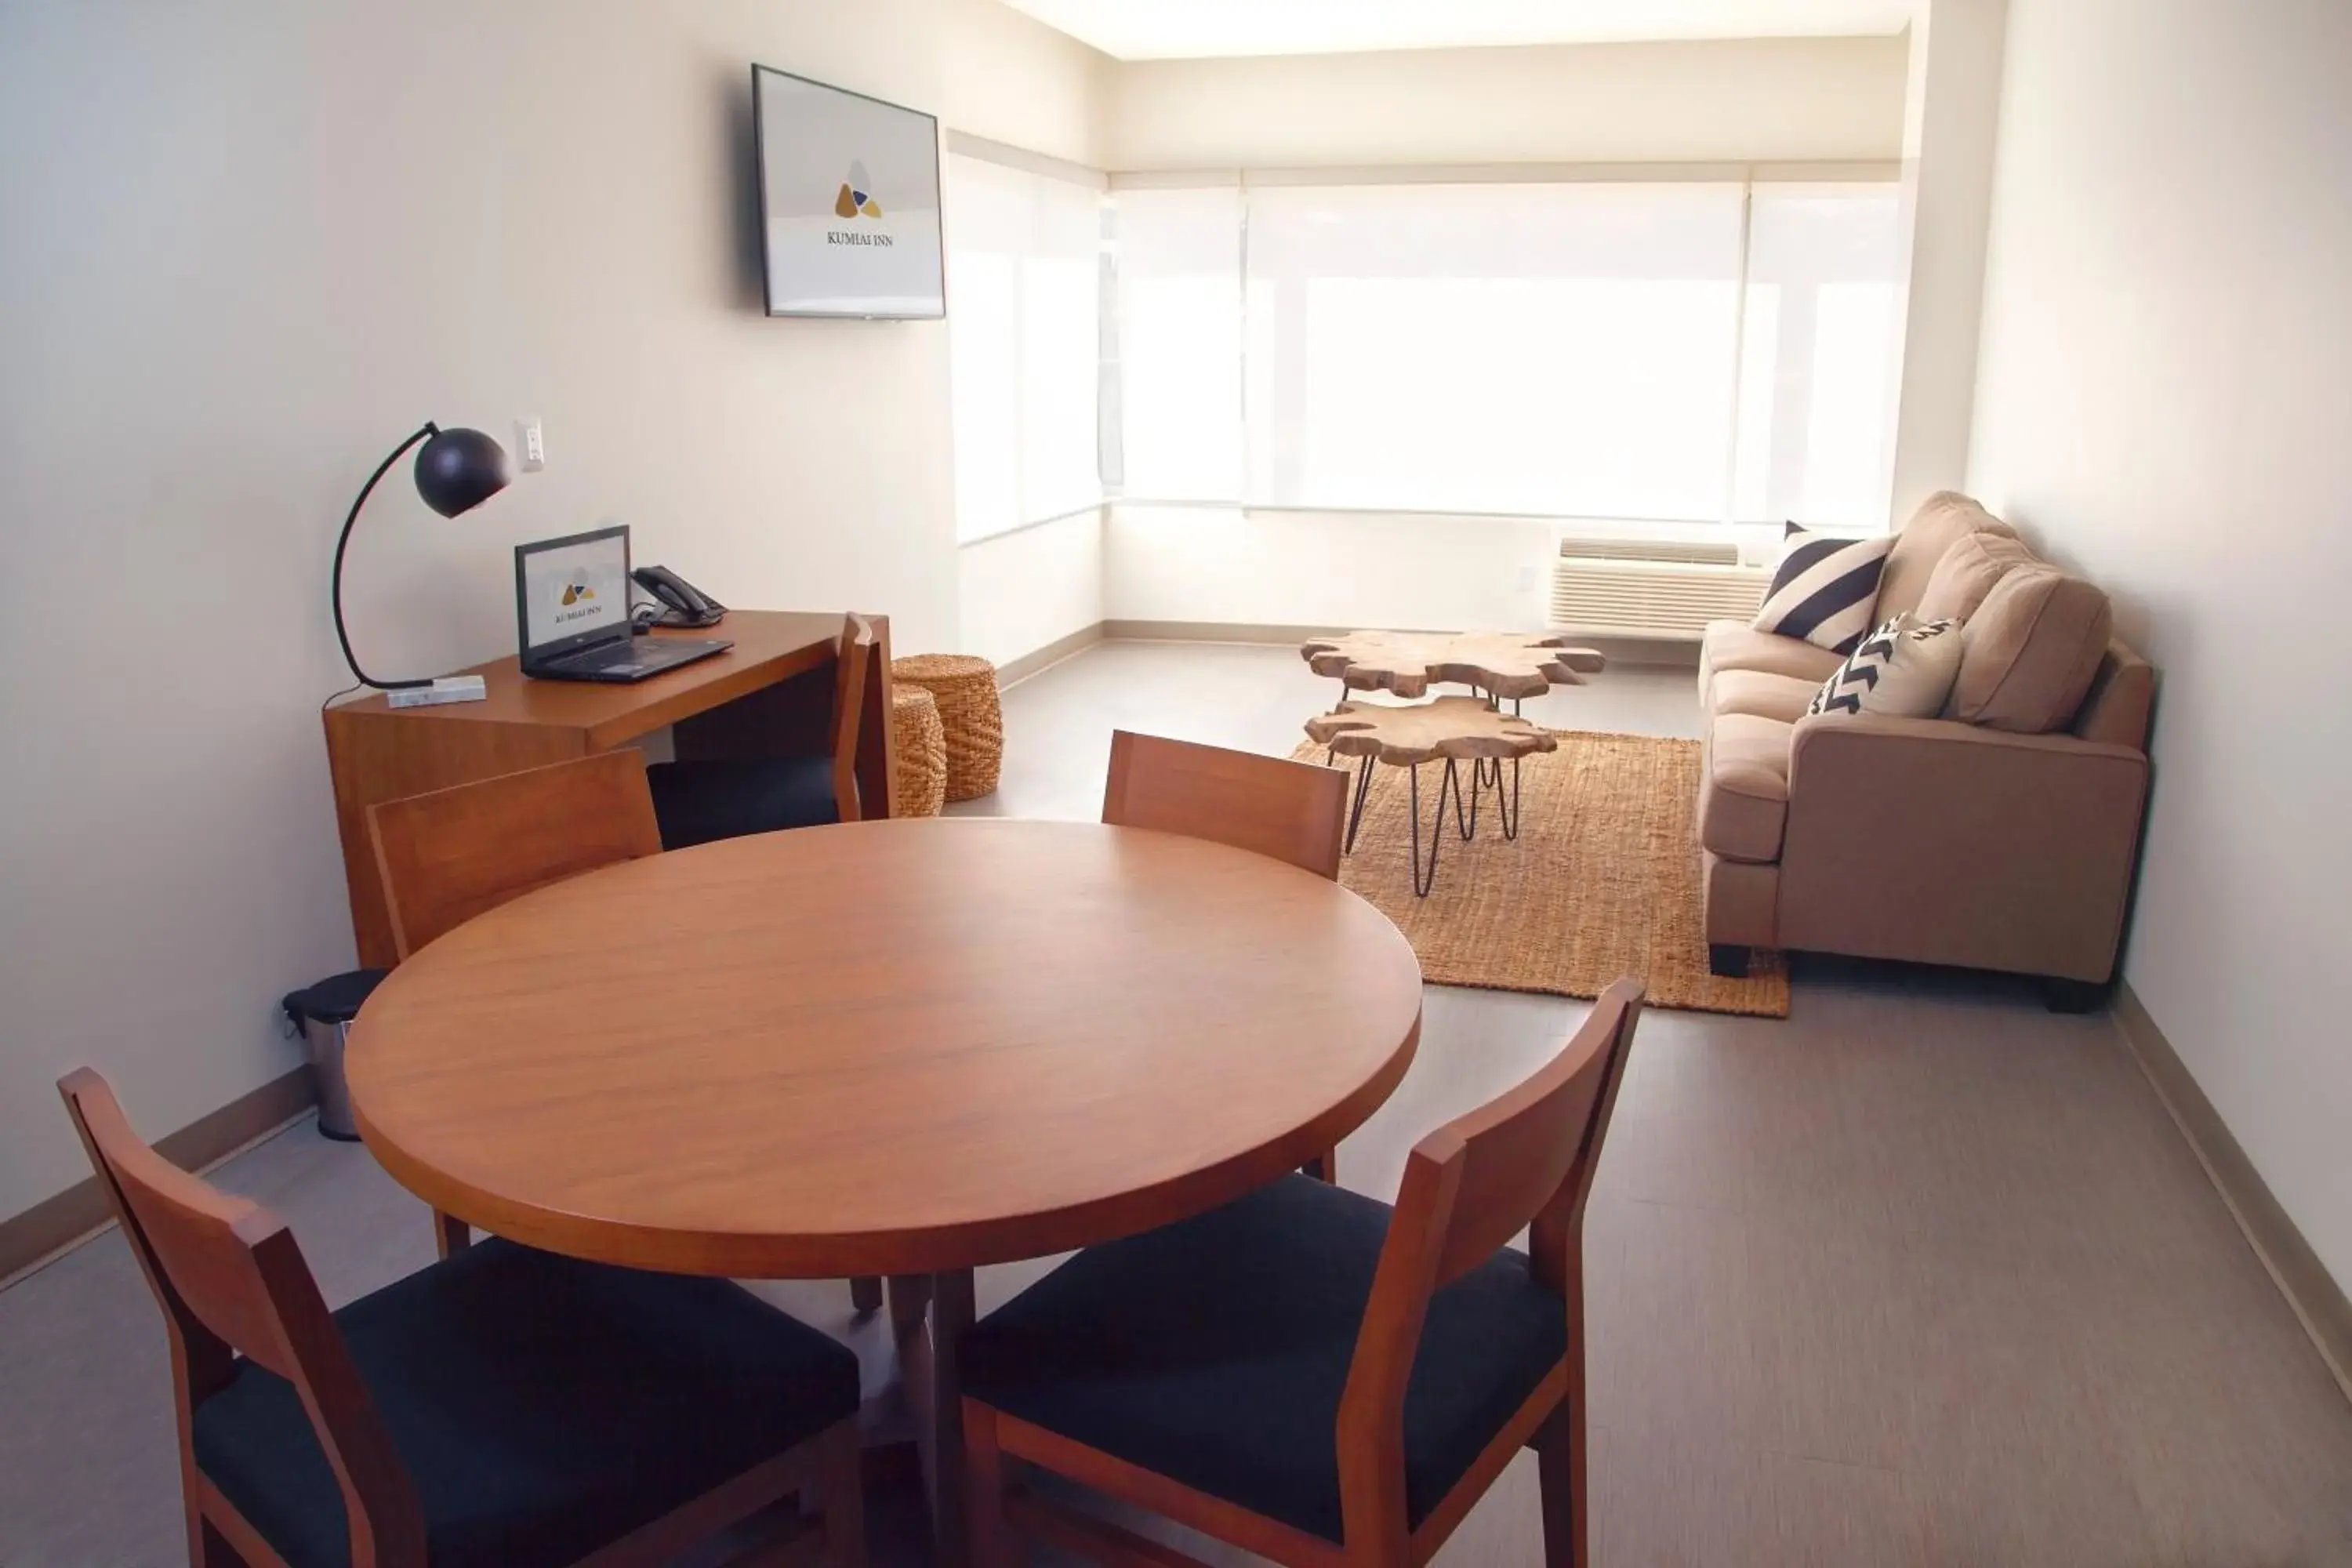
835 160 882 220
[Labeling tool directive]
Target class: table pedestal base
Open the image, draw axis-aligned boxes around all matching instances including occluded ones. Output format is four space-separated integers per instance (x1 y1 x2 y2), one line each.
889 1270 976 1567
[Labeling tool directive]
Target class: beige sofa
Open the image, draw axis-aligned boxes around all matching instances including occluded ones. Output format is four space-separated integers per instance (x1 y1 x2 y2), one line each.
1697 492 2153 1001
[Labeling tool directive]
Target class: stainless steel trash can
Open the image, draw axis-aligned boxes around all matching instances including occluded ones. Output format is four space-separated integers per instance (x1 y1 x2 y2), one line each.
281 969 387 1142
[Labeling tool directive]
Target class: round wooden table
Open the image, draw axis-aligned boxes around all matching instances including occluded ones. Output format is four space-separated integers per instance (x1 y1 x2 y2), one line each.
346 816 1425 1565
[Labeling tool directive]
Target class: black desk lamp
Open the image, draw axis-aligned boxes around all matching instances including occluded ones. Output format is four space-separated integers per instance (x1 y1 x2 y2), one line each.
331 422 510 689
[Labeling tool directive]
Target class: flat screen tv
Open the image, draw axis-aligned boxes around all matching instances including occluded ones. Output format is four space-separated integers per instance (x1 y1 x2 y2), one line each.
752 65 945 319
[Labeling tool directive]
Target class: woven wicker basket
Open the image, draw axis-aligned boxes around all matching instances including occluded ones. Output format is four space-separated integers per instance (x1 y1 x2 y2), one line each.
889 682 947 818
891 654 1003 802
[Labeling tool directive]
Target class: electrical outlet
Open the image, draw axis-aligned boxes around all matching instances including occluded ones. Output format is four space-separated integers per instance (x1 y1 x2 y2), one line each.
1518 563 1541 593
517 417 546 473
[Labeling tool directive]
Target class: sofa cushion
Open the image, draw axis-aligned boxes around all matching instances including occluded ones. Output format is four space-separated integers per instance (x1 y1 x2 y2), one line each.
1917 528 2038 624
1876 492 2016 621
1700 622 1844 705
1700 714 1793 863
2070 643 2155 750
1752 525 1892 655
1949 566 2114 733
1712 670 1823 725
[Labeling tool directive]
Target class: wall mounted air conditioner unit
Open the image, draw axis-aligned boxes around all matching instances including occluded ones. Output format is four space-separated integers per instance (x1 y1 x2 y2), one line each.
1548 537 1769 641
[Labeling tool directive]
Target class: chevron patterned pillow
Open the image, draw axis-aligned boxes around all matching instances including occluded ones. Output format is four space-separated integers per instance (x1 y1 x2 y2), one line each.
1809 613 1963 719
1751 524 1894 655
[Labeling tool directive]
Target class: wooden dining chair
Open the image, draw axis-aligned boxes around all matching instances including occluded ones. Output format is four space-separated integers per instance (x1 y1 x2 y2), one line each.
959 978 1644 1568
368 748 664 962
1103 729 1354 1179
367 746 889 1312
647 612 877 848
58 1068 867 1568
1102 729 1351 880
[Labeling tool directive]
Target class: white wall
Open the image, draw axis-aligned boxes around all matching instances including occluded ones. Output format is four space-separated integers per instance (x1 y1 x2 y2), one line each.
941 0 1109 166
1109 506 1559 629
1886 0 2009 521
1105 34 1910 169
1969 0 2352 1293
958 510 1105 667
1105 506 1777 633
0 0 1100 1221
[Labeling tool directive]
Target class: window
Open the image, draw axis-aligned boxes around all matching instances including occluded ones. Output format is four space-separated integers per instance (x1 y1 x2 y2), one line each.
1109 176 1906 529
1732 186 1904 530
1109 185 1245 502
1244 181 1747 520
946 154 1103 543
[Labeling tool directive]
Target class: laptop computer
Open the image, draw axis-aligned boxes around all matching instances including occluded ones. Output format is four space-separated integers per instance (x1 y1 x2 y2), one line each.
515 526 731 683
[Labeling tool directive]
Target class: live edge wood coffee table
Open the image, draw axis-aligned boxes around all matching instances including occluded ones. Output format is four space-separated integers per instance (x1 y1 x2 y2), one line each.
345 818 1425 1568
1301 631 1606 895
1300 630 1606 702
1307 697 1559 895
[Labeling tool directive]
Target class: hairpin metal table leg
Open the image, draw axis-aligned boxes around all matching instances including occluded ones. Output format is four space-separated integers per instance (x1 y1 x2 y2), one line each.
1448 757 1477 840
1343 753 1376 854
1411 760 1458 897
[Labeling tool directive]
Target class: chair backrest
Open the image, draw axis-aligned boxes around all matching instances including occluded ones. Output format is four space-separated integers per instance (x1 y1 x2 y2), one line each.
368 749 664 960
57 1069 426 1563
1334 980 1643 1539
1101 730 1351 880
1416 976 1643 1291
829 614 877 822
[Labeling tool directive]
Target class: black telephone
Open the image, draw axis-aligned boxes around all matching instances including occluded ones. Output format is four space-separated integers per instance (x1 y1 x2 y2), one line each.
631 564 727 629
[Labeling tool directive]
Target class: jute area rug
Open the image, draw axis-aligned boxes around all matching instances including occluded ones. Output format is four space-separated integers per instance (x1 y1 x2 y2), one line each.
1292 730 1791 1018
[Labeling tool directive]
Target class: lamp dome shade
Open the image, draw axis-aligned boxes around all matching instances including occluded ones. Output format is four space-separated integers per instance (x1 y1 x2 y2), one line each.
413 426 510 518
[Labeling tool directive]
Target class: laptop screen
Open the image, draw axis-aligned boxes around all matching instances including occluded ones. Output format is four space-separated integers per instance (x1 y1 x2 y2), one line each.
517 527 631 660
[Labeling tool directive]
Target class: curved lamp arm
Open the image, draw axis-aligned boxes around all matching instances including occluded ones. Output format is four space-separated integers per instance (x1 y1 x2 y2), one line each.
331 423 438 690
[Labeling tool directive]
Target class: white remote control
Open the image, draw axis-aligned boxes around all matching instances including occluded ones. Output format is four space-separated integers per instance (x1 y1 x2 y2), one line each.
387 675 489 709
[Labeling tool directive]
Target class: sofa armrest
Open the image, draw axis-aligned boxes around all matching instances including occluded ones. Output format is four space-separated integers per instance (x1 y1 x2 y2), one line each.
1777 713 2148 982
1791 711 2149 773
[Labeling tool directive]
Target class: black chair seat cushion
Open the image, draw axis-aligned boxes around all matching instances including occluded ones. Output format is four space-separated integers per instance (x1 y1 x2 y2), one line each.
191 1237 860 1568
645 756 838 851
960 1174 1566 1544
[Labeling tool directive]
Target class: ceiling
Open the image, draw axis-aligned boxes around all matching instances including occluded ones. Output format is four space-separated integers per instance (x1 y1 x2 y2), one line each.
997 0 1917 61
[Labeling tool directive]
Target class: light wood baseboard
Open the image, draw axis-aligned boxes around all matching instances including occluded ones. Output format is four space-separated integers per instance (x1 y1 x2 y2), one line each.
1101 620 1701 669
994 623 1105 690
2113 983 2352 1406
0 1065 316 1288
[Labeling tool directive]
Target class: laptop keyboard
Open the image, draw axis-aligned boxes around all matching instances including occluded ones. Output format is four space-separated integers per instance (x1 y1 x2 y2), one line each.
548 636 717 676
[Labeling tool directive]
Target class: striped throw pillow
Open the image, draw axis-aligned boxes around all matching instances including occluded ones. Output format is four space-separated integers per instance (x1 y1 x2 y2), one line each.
1809 613 1963 718
1751 524 1893 655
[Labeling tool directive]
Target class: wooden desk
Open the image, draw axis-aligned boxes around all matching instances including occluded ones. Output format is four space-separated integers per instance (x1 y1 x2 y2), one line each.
344 818 1426 1563
321 610 894 968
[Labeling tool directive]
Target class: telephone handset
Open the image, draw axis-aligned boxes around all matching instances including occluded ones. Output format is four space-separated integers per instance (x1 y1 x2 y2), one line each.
631 564 727 629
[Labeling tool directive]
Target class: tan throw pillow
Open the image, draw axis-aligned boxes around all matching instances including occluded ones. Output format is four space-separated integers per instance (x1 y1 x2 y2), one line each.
1875 491 2016 621
1948 566 2114 732
1809 614 1963 720
1918 528 2039 623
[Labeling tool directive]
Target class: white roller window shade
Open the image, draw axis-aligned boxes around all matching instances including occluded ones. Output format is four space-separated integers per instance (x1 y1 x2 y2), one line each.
946 154 1103 543
1241 182 1748 520
1732 184 1904 530
1110 185 1246 502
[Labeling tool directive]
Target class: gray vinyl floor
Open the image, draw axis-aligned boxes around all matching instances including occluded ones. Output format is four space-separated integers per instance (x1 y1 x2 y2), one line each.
5 639 2349 1566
